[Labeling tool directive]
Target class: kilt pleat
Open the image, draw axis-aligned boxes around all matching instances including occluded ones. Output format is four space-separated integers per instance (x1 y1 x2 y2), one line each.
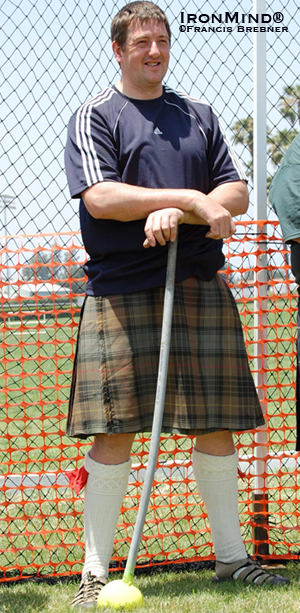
66 275 265 438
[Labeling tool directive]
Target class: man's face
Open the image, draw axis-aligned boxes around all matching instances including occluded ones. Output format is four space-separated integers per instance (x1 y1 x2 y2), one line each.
113 19 170 99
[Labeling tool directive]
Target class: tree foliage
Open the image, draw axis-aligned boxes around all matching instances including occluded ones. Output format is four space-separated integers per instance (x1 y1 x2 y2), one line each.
277 84 300 128
231 83 300 180
231 116 253 179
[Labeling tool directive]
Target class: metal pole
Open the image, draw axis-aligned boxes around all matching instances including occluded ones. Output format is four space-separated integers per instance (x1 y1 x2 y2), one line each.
252 0 269 556
253 0 267 214
0 194 16 298
123 237 178 584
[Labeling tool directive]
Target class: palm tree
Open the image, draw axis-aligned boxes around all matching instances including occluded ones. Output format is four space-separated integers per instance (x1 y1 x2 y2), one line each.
231 83 300 179
231 116 253 179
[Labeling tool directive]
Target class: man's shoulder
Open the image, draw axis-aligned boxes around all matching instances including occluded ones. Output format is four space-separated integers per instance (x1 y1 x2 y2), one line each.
163 85 213 115
285 133 300 165
269 133 300 195
70 87 125 122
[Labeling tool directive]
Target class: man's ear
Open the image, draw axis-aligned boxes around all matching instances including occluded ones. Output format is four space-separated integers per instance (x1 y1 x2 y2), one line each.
112 40 123 65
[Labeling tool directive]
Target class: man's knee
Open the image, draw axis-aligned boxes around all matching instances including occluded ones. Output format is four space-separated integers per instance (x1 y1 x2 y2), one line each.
195 430 234 456
90 432 136 464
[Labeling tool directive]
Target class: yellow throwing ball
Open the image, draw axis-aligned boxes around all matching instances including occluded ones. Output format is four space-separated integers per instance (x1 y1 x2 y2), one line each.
97 579 143 610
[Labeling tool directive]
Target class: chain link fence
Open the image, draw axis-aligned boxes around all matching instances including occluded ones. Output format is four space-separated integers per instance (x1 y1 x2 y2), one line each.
1 0 299 240
1 0 300 581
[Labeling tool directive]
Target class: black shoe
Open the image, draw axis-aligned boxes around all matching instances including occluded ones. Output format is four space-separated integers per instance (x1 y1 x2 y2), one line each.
213 556 289 586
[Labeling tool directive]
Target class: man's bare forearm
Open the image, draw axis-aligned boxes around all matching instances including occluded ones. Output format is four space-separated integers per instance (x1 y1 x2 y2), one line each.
81 180 248 224
82 181 199 221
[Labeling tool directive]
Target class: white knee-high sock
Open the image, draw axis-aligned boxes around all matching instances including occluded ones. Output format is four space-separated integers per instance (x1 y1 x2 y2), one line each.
82 453 132 579
192 448 247 563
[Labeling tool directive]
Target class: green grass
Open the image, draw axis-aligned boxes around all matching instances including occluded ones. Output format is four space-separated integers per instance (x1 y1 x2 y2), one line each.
0 565 298 613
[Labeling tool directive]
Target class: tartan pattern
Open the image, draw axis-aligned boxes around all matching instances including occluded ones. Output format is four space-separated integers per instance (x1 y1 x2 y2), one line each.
66 275 264 438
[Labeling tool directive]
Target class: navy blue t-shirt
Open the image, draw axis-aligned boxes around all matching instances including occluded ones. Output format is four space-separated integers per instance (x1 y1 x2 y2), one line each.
65 85 246 295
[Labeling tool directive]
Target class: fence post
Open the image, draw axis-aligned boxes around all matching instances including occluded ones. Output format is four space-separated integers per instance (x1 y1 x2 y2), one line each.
252 0 269 556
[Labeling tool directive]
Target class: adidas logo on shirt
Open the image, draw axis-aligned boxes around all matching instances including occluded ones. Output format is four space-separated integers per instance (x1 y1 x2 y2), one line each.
154 127 163 135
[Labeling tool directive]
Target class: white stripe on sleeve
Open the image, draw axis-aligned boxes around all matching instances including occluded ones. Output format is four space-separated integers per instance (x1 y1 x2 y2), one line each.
75 87 116 187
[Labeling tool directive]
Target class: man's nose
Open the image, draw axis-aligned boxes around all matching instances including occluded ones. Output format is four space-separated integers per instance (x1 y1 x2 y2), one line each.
148 41 160 56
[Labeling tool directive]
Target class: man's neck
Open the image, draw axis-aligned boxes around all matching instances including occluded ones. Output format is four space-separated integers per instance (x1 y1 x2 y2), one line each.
114 79 163 100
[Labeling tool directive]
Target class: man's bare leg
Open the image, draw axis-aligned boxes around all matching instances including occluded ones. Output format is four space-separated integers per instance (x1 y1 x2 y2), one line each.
90 432 136 464
195 430 235 456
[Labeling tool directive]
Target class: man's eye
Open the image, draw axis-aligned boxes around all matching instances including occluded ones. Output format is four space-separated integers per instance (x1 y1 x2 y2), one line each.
137 40 148 47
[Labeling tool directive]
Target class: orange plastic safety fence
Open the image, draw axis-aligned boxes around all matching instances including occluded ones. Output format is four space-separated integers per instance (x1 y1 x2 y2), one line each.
0 223 299 583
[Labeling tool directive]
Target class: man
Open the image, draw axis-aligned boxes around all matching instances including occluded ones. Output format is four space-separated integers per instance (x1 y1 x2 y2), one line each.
269 133 300 451
65 2 289 608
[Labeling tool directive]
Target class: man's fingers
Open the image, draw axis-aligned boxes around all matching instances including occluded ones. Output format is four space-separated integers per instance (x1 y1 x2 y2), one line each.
168 212 181 242
144 209 182 248
169 221 177 243
144 215 158 247
206 218 236 240
154 214 168 244
145 221 166 246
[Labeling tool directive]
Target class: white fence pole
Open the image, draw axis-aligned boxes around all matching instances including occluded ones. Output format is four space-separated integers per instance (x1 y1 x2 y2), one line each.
252 0 269 555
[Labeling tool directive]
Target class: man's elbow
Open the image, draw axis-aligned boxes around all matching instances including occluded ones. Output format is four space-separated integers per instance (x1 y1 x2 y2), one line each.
237 181 249 215
81 183 110 219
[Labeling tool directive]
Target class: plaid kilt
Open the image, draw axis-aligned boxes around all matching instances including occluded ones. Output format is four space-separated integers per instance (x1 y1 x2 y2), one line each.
67 275 265 438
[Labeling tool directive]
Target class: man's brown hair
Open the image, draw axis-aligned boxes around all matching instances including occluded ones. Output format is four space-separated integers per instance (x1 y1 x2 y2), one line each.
111 1 171 49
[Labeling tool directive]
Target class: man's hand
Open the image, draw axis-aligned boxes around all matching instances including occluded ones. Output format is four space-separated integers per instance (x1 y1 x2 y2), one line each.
181 180 247 238
143 208 184 248
189 194 236 239
143 197 237 248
